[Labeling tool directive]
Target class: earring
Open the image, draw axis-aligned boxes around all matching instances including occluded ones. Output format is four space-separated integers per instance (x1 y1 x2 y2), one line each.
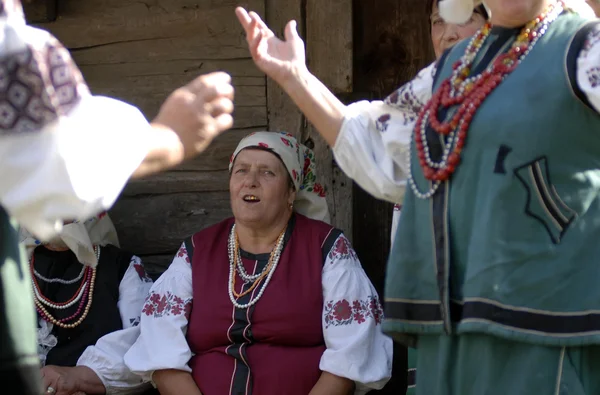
289 202 294 210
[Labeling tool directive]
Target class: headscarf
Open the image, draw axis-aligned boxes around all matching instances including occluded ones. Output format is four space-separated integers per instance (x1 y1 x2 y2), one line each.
19 212 119 267
229 131 330 224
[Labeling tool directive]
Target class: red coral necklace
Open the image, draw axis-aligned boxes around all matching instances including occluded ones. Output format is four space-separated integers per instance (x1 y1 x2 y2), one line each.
409 1 564 199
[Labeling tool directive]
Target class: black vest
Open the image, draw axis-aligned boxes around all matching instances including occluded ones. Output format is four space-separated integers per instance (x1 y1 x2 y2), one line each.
33 244 132 366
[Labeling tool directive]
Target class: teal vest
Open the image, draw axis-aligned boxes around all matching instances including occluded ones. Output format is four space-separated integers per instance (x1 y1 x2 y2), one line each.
0 207 40 375
384 13 600 347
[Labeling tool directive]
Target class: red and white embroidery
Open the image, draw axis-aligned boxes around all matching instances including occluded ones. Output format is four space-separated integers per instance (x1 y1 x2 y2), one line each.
176 244 190 264
327 235 358 262
142 291 192 319
133 262 152 283
323 296 384 328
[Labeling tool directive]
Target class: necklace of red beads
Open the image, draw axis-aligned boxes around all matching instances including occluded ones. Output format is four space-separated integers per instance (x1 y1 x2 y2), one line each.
31 246 98 329
409 1 564 199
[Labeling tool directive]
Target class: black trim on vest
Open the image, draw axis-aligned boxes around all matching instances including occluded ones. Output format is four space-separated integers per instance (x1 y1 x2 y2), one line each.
407 368 416 388
566 21 600 111
184 237 195 262
321 228 342 263
225 215 297 395
386 298 600 336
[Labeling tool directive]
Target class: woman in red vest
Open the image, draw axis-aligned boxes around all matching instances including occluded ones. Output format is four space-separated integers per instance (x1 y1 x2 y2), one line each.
124 131 393 395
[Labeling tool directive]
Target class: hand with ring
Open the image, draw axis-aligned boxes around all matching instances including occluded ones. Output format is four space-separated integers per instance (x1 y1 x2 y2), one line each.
41 365 92 395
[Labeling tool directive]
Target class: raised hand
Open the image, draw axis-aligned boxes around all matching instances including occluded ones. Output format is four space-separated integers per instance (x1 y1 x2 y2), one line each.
152 71 235 160
235 7 306 86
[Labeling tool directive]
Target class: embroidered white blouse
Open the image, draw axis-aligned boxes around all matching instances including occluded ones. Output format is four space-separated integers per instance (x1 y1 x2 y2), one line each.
333 28 600 206
123 234 393 395
39 256 154 395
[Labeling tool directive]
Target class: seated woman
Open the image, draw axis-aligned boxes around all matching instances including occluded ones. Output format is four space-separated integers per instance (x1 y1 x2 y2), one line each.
21 213 154 395
124 131 393 395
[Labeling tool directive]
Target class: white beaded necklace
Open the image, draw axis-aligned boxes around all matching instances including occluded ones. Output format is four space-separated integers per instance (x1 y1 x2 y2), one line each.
227 224 286 309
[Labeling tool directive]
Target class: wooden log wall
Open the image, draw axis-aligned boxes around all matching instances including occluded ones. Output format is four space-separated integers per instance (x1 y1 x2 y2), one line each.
26 0 266 272
25 0 355 273
265 0 354 241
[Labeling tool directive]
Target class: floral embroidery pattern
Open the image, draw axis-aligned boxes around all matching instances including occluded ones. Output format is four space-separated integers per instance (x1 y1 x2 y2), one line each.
376 113 391 132
393 204 402 211
384 82 423 126
258 142 269 148
587 66 600 88
581 28 600 58
142 291 192 319
129 317 140 327
327 235 358 262
176 244 190 264
323 296 384 328
300 149 326 197
133 262 153 283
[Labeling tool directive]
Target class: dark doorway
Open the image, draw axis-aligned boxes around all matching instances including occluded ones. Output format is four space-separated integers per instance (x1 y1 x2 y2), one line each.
351 0 434 393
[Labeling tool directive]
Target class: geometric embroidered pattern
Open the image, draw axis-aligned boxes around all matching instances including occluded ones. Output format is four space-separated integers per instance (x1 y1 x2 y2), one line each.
0 30 88 135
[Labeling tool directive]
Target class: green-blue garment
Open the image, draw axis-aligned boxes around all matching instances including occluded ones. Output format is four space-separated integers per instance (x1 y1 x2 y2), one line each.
0 207 42 393
384 11 600 394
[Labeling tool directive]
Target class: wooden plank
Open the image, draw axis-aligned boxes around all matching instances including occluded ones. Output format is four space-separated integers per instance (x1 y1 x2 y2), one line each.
110 191 232 256
122 170 230 196
305 0 353 237
265 0 304 139
36 0 264 52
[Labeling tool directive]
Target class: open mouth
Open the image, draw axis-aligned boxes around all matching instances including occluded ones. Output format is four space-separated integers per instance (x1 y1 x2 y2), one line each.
243 195 261 203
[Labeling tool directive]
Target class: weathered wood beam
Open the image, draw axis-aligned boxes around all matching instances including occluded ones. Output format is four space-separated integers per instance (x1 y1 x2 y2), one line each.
305 0 353 238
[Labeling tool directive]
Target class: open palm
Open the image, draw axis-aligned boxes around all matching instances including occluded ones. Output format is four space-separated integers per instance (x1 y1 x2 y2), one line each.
235 7 306 85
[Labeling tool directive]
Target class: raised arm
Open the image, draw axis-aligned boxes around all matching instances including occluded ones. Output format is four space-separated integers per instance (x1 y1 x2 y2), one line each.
235 7 346 147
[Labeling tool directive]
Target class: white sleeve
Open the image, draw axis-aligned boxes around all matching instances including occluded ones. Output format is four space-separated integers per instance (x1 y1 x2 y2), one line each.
75 256 153 394
332 62 435 204
0 95 150 241
320 234 393 395
123 243 194 382
117 256 154 329
576 26 600 113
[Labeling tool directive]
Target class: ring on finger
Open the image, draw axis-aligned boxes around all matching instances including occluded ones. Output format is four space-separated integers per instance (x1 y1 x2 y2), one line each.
46 387 56 394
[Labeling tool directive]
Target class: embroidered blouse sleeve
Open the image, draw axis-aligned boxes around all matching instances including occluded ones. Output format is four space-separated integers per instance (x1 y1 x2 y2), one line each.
76 256 154 394
123 244 193 382
332 62 435 204
320 234 393 395
0 23 150 241
576 25 600 113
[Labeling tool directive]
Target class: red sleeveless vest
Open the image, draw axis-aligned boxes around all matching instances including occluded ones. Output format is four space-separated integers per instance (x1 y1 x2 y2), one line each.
186 214 340 395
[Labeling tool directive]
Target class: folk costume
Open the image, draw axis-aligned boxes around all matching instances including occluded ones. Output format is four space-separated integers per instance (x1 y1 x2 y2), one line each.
125 132 393 395
21 214 153 394
334 1 600 393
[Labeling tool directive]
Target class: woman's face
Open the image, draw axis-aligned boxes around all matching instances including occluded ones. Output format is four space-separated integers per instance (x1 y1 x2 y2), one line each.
484 0 551 27
430 2 486 58
230 148 295 228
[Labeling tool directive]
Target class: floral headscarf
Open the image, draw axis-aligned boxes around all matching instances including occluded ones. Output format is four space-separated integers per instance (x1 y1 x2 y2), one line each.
19 212 119 267
229 131 330 224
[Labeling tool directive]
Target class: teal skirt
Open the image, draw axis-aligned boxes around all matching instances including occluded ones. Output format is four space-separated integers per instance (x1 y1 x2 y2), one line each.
415 334 600 395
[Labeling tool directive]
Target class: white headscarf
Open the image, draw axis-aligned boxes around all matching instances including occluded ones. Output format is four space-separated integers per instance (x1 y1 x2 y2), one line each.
19 212 119 267
230 131 330 224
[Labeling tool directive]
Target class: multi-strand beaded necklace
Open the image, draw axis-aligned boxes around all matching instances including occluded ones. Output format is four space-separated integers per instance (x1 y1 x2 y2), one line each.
227 224 286 309
410 1 564 199
31 246 98 329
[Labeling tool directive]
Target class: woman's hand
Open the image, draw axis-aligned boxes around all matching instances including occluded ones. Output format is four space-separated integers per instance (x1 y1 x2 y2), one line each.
41 365 105 395
235 7 307 87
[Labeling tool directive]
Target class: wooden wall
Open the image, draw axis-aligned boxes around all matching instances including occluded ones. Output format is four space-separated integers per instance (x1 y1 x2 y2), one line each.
25 0 354 274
